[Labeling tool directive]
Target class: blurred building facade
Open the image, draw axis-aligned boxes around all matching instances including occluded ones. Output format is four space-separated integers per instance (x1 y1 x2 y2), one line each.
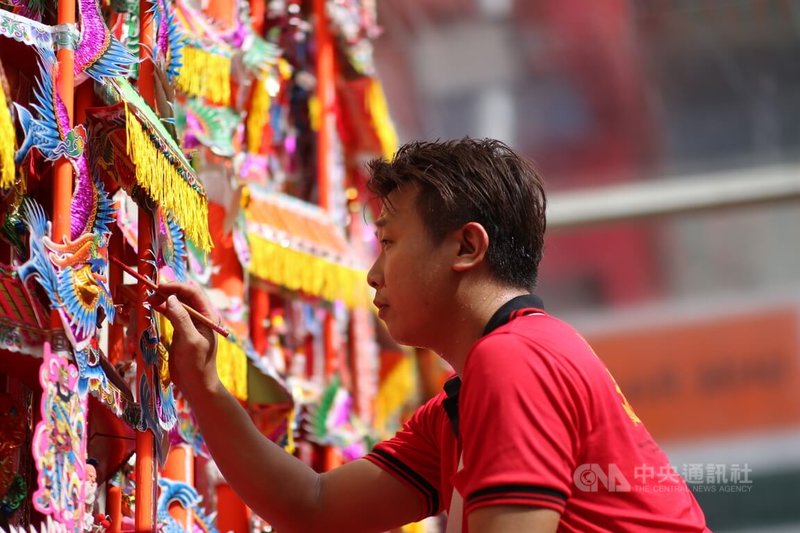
373 1 800 530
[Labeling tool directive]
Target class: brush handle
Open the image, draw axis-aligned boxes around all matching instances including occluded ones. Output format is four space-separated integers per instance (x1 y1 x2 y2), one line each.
110 256 230 338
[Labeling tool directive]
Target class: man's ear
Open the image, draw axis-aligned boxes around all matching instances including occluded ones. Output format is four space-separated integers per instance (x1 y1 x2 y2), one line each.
452 222 490 272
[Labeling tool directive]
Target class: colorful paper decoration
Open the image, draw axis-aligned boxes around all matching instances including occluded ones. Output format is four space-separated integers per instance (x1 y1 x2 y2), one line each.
0 0 133 90
16 197 115 352
182 99 241 158
305 374 368 461
32 344 88 532
6 54 115 349
73 340 140 425
173 0 233 106
74 0 136 83
326 0 380 76
0 0 134 82
169 407 208 458
137 316 178 465
15 56 85 168
157 210 189 283
156 478 219 533
245 189 369 308
0 9 59 54
12 57 117 352
241 35 282 77
152 0 185 83
88 78 212 251
137 374 171 467
74 342 110 397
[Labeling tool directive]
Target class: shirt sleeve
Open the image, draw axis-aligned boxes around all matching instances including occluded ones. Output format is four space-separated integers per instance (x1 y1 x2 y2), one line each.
364 396 444 519
454 332 587 517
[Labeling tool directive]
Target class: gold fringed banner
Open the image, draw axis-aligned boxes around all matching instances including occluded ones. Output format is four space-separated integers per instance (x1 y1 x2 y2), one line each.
0 74 16 190
124 104 213 251
373 355 415 434
216 336 248 401
248 235 369 309
308 94 320 132
160 317 247 400
246 77 270 153
176 45 232 106
366 78 399 159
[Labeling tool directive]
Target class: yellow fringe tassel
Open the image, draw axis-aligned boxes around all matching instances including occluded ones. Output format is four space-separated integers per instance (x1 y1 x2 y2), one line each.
248 234 369 309
216 336 249 401
0 85 16 189
366 78 399 160
373 355 415 434
161 315 173 343
161 317 248 400
124 104 212 251
176 46 232 106
278 58 293 81
246 77 270 154
308 94 320 132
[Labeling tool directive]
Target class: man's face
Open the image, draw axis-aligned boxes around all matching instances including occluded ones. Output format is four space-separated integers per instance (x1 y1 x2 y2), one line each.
367 186 455 348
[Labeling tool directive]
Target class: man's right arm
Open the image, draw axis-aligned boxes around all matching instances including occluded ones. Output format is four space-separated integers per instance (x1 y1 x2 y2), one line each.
188 379 423 532
157 284 424 532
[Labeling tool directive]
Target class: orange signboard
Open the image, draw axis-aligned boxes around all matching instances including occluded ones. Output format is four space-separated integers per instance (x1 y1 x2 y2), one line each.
586 307 800 442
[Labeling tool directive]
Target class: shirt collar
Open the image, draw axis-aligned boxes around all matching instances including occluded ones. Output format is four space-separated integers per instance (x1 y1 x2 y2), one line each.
481 294 545 336
443 294 545 438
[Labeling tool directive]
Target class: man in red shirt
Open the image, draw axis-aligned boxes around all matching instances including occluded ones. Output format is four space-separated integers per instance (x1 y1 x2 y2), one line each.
159 138 710 531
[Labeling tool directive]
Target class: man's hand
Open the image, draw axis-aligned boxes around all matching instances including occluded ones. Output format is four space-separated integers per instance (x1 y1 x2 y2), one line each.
151 282 221 400
151 282 425 532
468 506 560 533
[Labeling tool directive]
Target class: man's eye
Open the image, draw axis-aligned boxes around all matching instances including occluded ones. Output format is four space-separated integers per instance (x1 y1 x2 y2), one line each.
381 239 391 247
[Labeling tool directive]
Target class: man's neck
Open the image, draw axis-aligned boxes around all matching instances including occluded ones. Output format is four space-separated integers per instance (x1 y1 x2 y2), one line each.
437 286 529 376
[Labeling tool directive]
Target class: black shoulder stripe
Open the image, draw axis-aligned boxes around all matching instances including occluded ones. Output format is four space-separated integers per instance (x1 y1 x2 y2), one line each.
468 492 566 510
467 484 567 503
368 449 440 516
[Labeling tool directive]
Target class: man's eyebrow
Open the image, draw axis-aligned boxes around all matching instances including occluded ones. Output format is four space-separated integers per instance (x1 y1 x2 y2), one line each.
373 216 388 238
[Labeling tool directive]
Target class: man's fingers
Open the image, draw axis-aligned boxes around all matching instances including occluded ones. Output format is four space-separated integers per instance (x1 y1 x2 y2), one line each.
160 294 197 334
150 282 215 318
148 291 167 307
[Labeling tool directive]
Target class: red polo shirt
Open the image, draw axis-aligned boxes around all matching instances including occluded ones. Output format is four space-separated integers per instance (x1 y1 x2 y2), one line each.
365 295 709 532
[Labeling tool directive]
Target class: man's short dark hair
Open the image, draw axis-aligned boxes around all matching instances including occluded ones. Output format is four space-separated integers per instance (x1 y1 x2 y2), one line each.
366 137 547 290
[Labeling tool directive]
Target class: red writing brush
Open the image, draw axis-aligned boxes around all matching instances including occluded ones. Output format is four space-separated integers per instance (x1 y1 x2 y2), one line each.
110 256 230 338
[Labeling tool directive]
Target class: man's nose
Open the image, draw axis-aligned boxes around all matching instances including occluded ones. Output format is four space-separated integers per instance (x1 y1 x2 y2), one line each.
367 258 382 289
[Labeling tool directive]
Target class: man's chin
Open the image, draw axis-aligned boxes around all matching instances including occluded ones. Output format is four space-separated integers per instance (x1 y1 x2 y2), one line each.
386 328 427 350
